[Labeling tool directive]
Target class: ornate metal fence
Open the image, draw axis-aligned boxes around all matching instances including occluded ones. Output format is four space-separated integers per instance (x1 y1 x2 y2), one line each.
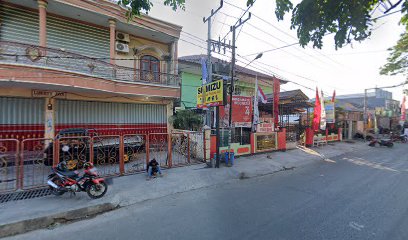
20 138 53 190
0 139 19 193
0 131 207 194
92 135 122 177
123 134 148 174
148 133 170 168
57 136 91 171
171 133 190 166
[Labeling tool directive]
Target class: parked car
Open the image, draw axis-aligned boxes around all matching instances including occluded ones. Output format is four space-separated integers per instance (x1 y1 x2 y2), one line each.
44 128 145 170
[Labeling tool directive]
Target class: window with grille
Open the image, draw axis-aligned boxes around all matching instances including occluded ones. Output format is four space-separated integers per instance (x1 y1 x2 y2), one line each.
140 55 160 83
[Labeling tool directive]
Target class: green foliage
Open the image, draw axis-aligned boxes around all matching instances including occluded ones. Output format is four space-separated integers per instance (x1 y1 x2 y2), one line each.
117 0 185 17
169 110 203 131
274 0 381 49
380 30 408 76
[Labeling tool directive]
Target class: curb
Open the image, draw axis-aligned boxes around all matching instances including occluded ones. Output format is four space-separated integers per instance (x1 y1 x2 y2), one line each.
0 202 119 238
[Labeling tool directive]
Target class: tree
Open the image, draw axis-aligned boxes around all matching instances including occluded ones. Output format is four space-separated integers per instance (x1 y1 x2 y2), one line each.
267 0 407 49
169 110 203 131
380 29 408 76
118 0 185 17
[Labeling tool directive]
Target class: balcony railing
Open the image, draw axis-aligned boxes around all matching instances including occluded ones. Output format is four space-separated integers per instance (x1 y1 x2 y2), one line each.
0 41 179 87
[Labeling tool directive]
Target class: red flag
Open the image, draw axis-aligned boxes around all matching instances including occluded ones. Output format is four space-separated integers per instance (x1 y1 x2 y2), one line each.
313 87 321 131
332 90 336 102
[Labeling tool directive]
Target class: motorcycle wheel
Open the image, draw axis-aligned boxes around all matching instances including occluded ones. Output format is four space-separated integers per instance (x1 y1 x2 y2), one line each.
49 179 65 196
86 182 107 199
387 143 394 148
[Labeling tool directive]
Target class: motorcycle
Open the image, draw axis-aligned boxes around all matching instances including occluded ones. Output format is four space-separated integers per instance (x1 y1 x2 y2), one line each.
47 162 108 199
368 138 394 148
390 132 408 143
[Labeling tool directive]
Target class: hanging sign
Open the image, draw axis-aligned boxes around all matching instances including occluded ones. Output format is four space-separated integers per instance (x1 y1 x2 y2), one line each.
32 90 66 99
219 96 253 128
197 80 224 108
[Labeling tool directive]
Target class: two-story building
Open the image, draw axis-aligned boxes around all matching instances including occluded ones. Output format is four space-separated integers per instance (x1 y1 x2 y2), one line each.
0 0 182 140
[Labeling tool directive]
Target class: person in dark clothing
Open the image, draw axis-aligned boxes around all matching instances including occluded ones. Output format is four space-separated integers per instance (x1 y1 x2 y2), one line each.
147 158 162 178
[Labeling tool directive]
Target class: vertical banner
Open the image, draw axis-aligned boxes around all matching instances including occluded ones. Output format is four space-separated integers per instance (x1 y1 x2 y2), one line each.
325 101 335 124
273 77 280 127
313 88 321 131
253 75 259 131
320 90 326 130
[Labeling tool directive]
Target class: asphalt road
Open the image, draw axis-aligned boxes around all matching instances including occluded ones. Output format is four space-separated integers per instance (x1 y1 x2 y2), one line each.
6 142 408 240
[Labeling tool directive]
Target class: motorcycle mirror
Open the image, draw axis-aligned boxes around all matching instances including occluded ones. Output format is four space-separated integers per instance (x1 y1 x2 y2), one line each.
62 145 70 152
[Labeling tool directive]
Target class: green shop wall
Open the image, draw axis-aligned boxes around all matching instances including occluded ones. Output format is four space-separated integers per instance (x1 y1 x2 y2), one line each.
181 72 202 109
180 71 273 109
235 81 273 96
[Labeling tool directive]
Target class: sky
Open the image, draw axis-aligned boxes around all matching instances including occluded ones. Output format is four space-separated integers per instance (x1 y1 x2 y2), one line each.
148 0 406 102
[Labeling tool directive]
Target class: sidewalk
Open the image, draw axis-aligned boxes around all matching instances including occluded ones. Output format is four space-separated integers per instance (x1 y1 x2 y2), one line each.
0 141 367 238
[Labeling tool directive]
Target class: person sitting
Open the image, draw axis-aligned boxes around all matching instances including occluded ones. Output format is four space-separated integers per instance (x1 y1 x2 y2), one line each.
147 158 162 179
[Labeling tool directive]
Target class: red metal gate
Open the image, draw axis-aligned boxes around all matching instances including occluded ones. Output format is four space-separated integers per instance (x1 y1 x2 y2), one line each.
20 138 53 190
123 134 148 174
0 139 19 193
0 131 207 194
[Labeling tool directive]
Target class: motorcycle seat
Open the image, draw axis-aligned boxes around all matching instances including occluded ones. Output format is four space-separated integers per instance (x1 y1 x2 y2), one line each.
57 170 79 179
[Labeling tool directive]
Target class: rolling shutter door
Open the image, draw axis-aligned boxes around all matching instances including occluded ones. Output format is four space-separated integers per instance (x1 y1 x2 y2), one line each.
0 97 44 125
47 15 109 59
0 4 39 44
56 100 167 124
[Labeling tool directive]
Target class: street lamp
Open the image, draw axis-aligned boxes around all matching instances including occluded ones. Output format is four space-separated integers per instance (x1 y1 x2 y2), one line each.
244 53 263 68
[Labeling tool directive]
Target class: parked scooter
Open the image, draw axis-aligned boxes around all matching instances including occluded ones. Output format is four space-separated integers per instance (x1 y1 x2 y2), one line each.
390 132 408 143
368 138 394 148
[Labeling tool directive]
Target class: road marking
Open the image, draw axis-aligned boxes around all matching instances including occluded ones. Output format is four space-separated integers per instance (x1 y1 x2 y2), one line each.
343 157 399 172
349 221 365 231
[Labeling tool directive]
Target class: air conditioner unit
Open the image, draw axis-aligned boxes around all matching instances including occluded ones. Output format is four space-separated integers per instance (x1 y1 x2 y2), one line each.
115 42 129 53
116 32 130 42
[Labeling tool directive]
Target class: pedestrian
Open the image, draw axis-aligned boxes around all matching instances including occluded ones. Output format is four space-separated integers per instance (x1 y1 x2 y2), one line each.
146 158 163 180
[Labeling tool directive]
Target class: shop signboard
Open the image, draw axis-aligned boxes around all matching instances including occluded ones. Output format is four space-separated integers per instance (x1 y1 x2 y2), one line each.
255 133 277 152
197 80 224 108
257 118 274 133
220 96 253 128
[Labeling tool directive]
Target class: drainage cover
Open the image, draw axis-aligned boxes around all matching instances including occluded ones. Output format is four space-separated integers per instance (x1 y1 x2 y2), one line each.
0 188 51 204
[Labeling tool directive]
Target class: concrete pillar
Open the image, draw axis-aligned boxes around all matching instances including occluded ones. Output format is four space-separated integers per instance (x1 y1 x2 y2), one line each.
38 0 47 47
203 127 211 161
348 120 353 140
169 40 178 75
166 101 174 132
109 19 116 65
44 98 55 144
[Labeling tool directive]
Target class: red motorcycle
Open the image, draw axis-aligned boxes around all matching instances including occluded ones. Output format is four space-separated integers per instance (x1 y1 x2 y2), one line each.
47 162 108 199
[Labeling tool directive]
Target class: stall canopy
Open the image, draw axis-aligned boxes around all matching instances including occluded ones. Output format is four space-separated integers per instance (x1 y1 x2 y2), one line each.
259 89 313 142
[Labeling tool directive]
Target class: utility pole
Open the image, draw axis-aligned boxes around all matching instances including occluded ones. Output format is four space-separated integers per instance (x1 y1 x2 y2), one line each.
228 13 252 152
203 0 223 168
